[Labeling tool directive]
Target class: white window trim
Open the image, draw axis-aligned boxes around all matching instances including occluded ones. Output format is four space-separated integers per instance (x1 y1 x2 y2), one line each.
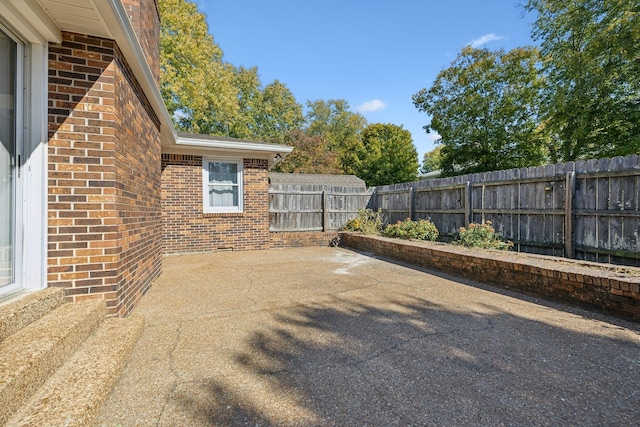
202 157 243 214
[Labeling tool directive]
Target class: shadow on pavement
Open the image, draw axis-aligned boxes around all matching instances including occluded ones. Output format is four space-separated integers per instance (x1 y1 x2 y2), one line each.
173 294 640 426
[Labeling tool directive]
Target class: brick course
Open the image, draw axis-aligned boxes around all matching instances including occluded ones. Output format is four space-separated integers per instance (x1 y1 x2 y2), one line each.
340 232 640 321
270 232 340 248
161 155 271 253
121 0 160 83
48 31 162 316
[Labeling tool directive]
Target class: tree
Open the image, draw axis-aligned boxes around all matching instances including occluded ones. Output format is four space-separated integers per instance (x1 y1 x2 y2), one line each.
355 123 419 186
227 65 262 139
255 80 304 144
159 0 303 143
525 0 640 161
413 46 549 176
271 130 342 174
159 0 238 134
305 99 367 174
420 145 443 174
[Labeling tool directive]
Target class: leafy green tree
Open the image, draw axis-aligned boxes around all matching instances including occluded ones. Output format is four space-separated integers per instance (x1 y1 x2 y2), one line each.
159 0 303 143
159 0 238 134
255 80 304 144
420 145 443 174
271 130 342 174
228 65 262 139
355 123 418 186
413 46 548 176
525 0 640 161
305 99 367 174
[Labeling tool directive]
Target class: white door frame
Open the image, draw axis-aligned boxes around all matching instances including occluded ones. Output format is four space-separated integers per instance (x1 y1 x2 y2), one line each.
0 18 48 297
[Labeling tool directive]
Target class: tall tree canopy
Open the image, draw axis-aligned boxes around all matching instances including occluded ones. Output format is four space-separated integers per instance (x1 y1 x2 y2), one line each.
413 46 548 176
159 0 237 135
420 145 443 174
305 99 367 175
526 0 640 161
355 123 419 186
159 0 421 181
159 0 303 142
271 130 342 174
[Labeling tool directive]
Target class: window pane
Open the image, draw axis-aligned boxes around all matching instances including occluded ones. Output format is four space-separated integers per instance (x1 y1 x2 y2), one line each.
209 185 238 207
0 28 16 287
208 162 237 185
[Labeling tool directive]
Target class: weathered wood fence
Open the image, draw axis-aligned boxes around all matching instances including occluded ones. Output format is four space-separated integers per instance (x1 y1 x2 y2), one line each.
371 155 640 266
269 184 373 232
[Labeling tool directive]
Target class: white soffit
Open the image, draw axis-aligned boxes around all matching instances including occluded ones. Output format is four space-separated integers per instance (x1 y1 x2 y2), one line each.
6 0 176 146
35 0 111 39
165 135 294 168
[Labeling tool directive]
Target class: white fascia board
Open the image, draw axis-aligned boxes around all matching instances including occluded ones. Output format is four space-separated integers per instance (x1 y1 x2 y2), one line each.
166 137 293 169
93 0 177 147
1 0 61 43
175 136 294 155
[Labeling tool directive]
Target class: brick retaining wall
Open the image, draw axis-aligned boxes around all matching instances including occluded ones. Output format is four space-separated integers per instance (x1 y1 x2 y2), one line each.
340 233 640 321
270 232 339 248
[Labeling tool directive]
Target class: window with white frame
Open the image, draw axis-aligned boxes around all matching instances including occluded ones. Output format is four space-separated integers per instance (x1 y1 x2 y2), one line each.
202 158 243 213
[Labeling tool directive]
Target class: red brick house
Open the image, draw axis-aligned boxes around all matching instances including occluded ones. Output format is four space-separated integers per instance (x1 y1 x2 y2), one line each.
0 0 292 316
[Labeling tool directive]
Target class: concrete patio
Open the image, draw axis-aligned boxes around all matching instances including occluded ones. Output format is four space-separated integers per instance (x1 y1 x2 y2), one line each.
95 247 640 426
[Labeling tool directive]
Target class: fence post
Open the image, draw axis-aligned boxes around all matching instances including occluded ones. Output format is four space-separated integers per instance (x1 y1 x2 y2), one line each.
408 186 414 220
322 190 329 232
564 171 575 258
465 181 472 227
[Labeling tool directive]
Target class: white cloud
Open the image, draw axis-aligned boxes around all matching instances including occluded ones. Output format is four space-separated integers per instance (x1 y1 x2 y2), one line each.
355 99 386 113
469 33 503 48
427 132 441 143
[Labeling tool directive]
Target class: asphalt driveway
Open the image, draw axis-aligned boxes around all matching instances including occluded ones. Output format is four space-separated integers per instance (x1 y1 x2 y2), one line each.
95 247 640 426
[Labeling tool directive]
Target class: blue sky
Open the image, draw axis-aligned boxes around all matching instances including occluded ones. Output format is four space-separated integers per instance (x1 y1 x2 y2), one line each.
196 0 538 161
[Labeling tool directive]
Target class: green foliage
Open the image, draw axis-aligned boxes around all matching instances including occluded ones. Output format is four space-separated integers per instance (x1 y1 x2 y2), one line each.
420 146 443 174
341 209 384 235
413 46 549 177
305 99 367 175
355 123 419 186
271 130 342 174
383 219 439 241
258 80 305 144
159 0 303 142
159 0 238 135
455 221 513 250
525 0 640 161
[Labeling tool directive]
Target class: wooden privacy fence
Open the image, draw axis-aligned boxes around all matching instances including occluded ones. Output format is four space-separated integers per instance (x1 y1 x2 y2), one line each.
371 155 640 266
269 184 373 232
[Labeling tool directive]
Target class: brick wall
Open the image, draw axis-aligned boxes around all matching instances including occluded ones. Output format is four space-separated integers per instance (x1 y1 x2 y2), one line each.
122 0 160 83
340 233 640 321
161 155 271 253
113 45 162 317
270 232 340 248
48 31 162 316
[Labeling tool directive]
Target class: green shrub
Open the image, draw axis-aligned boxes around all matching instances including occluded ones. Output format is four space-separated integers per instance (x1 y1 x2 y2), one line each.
455 221 513 250
341 209 384 235
383 218 439 241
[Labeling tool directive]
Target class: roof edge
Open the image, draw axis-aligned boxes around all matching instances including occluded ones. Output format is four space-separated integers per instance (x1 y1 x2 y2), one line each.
164 135 293 169
95 0 177 147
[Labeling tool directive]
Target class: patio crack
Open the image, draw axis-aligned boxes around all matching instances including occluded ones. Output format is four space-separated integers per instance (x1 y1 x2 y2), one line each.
155 322 184 427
